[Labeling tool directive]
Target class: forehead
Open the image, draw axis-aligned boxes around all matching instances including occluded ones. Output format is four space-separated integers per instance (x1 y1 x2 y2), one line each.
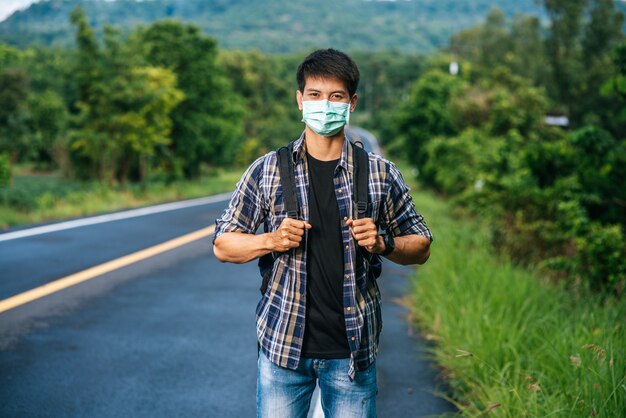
303 75 348 93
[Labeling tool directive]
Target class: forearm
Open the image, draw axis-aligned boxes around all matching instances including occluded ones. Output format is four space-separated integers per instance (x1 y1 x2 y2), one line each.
213 232 272 264
384 234 431 265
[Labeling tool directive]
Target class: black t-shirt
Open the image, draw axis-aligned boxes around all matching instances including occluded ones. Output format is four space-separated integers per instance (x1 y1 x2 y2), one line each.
301 153 350 359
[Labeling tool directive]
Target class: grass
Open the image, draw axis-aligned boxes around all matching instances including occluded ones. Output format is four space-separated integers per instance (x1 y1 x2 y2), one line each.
407 187 626 417
0 167 244 229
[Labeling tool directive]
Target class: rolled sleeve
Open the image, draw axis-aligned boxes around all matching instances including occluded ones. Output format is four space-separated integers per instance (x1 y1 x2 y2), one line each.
213 156 266 243
383 162 433 241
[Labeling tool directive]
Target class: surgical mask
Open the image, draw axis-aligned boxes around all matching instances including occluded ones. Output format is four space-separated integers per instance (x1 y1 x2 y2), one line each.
301 99 351 137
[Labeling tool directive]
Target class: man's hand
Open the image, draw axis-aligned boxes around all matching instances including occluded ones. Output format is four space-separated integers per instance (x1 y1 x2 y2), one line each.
268 218 313 252
346 218 384 254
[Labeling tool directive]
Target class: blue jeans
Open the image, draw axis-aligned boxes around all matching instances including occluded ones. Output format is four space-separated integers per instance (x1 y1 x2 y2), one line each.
257 352 377 418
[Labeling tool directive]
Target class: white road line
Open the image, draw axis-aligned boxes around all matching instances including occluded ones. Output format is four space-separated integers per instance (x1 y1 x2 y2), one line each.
0 193 232 242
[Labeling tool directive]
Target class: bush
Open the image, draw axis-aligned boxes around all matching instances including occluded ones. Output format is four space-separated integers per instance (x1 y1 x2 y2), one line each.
576 223 626 293
0 153 10 187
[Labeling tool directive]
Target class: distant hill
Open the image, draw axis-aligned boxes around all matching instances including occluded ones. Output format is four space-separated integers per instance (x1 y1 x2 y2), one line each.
0 0 622 53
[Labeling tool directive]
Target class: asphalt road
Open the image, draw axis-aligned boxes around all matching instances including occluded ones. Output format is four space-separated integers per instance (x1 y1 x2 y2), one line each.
0 194 453 417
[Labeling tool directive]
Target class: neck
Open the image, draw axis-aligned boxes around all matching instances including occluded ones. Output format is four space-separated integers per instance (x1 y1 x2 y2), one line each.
304 126 345 161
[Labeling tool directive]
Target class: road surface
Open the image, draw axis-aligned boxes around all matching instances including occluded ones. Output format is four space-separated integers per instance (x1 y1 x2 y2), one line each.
0 190 453 417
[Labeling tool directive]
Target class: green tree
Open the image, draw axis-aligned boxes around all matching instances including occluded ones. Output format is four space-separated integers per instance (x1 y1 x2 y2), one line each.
449 9 511 76
26 90 69 170
0 152 10 187
509 14 547 86
542 0 587 112
139 21 244 178
601 43 626 138
0 68 30 163
350 51 425 143
542 0 625 122
394 69 463 180
69 7 103 109
219 50 301 164
69 8 184 183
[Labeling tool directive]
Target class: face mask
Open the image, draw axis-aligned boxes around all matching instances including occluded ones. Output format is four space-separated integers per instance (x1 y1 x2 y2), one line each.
301 99 351 137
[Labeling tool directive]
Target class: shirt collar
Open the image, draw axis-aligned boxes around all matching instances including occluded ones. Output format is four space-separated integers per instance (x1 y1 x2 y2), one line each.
292 130 352 172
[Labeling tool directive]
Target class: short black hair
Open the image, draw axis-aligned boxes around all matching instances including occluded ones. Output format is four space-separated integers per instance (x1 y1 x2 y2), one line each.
296 49 360 98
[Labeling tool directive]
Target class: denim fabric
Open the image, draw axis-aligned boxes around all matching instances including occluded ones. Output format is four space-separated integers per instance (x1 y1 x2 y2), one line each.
257 352 377 418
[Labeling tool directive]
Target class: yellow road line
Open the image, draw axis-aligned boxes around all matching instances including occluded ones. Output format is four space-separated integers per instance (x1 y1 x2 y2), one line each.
0 225 216 314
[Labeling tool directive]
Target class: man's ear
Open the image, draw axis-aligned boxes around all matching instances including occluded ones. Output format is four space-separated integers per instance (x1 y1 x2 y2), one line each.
296 90 303 111
350 94 358 112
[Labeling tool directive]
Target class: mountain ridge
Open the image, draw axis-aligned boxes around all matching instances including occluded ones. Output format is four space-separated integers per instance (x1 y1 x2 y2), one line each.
1 0 622 53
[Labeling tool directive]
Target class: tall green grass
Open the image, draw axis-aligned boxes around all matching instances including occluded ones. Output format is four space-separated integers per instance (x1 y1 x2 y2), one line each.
0 168 243 229
409 189 626 417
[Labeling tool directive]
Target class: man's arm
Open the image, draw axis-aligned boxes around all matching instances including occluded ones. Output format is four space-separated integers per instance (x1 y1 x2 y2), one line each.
213 219 312 264
347 218 430 265
383 234 430 265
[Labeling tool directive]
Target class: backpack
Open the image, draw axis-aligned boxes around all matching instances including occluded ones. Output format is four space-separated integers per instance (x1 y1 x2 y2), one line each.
258 140 382 295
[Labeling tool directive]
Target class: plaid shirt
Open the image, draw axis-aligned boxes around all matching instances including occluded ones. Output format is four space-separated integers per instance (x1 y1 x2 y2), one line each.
214 132 432 378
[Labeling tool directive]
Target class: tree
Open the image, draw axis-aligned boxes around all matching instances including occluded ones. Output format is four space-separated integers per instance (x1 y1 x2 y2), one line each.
395 69 463 180
542 0 625 122
26 90 69 170
69 8 184 183
139 21 244 178
449 8 512 75
219 50 301 164
601 43 626 138
0 68 30 163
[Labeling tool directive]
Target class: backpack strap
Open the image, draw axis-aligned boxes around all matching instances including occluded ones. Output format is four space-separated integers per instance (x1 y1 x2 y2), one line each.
351 142 369 218
259 142 297 296
276 142 299 219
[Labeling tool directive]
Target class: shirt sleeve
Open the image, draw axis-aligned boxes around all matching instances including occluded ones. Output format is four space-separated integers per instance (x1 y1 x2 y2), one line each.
213 156 266 243
382 162 433 241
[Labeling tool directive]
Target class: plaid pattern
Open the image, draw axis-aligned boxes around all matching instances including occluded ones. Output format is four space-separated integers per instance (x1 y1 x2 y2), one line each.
214 132 432 378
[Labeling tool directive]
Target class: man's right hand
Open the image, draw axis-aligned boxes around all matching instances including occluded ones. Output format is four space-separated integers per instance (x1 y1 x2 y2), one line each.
268 218 312 252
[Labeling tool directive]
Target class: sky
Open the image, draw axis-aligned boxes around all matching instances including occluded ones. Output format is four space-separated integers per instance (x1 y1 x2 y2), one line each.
0 0 38 22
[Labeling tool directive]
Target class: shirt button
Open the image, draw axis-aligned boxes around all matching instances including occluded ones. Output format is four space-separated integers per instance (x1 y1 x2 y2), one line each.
338 189 343 193
351 336 356 341
343 217 348 221
345 245 349 250
347 307 352 312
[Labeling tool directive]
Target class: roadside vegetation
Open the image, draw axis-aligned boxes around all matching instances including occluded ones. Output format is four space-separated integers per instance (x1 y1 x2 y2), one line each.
396 2 626 415
408 187 626 417
0 164 242 229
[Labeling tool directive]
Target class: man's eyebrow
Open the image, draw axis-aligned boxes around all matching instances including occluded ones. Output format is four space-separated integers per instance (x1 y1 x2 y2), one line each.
304 88 347 94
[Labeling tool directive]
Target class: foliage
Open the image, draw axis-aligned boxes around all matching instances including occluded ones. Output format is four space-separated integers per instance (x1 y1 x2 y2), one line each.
25 90 69 170
393 69 463 174
408 188 626 417
0 165 244 229
450 2 625 131
219 50 301 161
397 3 626 294
139 21 245 177
0 154 10 187
0 68 30 162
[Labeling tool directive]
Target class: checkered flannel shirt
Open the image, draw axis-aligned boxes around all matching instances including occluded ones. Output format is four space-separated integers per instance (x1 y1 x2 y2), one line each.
214 132 432 378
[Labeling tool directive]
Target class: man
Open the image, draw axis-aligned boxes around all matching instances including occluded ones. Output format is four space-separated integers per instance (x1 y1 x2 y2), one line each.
213 49 432 418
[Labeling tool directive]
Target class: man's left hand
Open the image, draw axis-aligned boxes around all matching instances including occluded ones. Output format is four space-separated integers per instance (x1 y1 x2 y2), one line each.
346 218 384 254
